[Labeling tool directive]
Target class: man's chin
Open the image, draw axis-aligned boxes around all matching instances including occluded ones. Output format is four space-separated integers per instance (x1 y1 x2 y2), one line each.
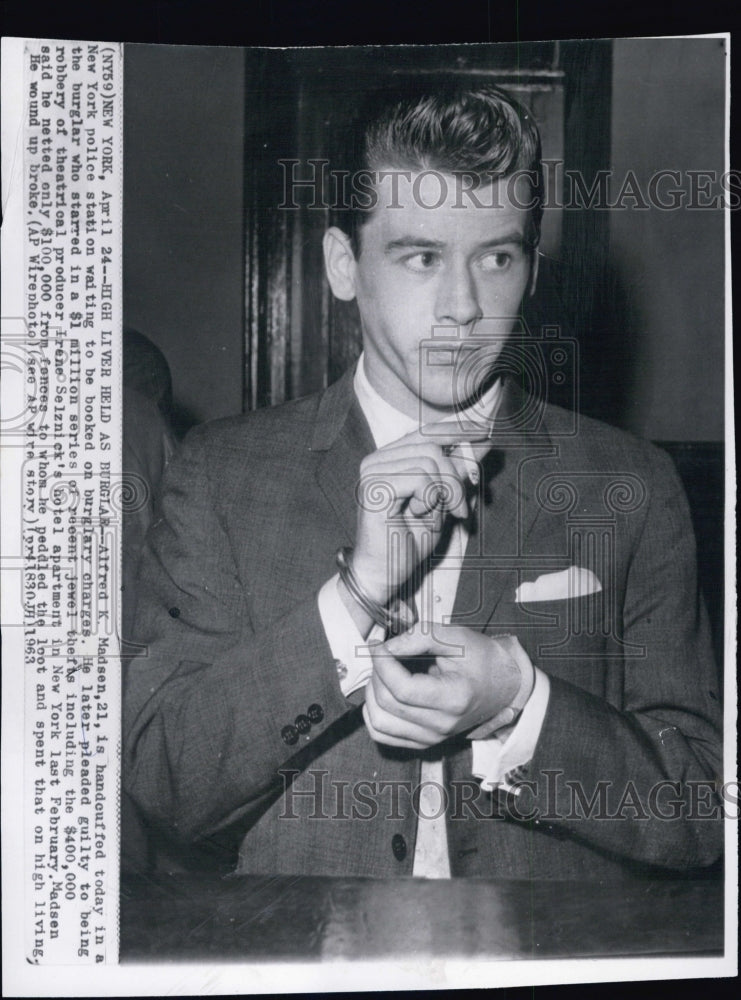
416 367 499 415
415 390 483 423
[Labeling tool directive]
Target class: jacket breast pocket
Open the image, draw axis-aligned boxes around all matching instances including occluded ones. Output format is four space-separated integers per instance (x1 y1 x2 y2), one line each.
498 589 630 658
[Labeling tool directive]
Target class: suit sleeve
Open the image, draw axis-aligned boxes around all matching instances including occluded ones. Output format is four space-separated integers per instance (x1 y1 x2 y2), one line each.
519 446 724 869
122 425 352 846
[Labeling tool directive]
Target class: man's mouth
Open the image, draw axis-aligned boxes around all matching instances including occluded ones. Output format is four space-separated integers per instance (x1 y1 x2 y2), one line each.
423 342 498 370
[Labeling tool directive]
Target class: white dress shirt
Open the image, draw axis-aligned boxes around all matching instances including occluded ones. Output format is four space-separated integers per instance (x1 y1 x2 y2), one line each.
318 355 550 876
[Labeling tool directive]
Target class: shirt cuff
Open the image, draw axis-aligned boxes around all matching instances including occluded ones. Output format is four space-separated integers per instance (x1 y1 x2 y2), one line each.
317 574 383 697
470 667 551 791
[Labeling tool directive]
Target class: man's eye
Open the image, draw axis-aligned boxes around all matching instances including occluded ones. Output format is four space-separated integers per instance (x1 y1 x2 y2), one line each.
403 251 440 272
479 251 512 272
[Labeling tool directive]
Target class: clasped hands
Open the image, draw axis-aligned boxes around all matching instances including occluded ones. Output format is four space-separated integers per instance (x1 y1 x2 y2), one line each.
363 627 523 749
342 423 527 749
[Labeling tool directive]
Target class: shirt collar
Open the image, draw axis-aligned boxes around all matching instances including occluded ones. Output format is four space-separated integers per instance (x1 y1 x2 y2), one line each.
353 352 503 450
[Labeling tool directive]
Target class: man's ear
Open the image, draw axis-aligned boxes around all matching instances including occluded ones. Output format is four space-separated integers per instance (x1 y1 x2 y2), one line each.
323 227 357 301
527 248 540 298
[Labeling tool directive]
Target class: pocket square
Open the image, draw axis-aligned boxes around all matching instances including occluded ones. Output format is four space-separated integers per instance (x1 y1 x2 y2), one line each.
515 567 602 603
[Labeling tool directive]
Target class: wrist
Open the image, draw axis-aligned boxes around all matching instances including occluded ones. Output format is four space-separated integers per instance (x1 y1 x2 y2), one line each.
336 547 416 638
349 553 395 607
468 636 535 739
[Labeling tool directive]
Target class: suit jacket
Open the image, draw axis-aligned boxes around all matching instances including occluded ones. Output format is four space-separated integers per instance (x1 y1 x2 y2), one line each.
123 367 723 879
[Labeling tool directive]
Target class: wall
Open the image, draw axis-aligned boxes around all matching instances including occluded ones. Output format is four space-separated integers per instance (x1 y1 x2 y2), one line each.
609 37 726 441
123 44 245 427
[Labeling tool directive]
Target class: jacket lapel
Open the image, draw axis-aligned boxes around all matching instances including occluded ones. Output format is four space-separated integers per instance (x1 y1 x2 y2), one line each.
311 366 376 544
451 378 557 630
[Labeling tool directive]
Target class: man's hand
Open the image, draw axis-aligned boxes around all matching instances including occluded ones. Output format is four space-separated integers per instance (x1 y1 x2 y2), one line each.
351 424 489 608
362 627 524 749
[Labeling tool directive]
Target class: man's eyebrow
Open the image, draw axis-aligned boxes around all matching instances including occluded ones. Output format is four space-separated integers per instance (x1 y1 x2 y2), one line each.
383 232 529 254
477 233 530 250
383 237 445 253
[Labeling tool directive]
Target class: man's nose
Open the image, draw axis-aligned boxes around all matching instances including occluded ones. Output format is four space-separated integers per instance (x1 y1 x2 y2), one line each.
434 263 482 328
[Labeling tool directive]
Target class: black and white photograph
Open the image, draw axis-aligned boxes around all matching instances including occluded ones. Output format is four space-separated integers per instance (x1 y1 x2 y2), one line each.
1 19 736 997
119 33 731 963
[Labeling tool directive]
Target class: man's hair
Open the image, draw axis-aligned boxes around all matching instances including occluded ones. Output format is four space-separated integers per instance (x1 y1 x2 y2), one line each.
338 79 543 256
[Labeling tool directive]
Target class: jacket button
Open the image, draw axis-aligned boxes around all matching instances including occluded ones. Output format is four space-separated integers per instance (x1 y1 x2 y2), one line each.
294 714 311 735
391 834 407 861
281 724 299 746
307 703 324 724
168 607 180 618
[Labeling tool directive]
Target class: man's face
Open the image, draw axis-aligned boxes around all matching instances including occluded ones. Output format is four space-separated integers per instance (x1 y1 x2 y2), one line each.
346 170 536 422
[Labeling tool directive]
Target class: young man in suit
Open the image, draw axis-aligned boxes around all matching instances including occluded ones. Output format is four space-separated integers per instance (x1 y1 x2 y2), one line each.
123 83 722 879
